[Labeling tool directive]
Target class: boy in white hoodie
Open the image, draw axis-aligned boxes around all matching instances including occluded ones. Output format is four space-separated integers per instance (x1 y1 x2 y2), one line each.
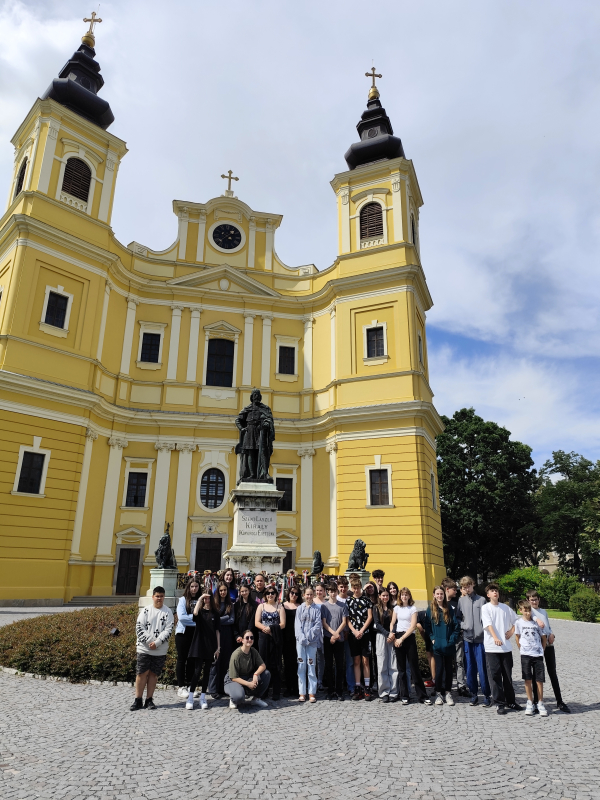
131 586 174 711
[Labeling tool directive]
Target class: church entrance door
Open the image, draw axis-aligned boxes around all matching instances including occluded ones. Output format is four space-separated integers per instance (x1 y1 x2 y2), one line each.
194 537 223 574
116 548 140 595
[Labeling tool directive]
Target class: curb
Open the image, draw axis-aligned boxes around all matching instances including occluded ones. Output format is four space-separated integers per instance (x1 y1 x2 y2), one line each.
0 665 178 690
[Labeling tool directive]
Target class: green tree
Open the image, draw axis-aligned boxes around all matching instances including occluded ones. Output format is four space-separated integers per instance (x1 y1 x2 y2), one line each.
437 408 540 582
537 451 600 575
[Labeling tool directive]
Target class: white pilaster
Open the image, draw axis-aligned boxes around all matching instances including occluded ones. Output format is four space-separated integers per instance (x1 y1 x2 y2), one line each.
70 428 98 560
196 211 206 262
37 119 61 195
186 308 201 381
392 173 405 242
95 436 128 560
98 151 118 223
147 442 176 561
303 316 314 390
96 280 112 362
340 189 351 253
298 447 315 561
242 313 255 386
166 305 184 380
120 296 138 375
23 120 40 193
177 207 189 260
247 216 256 268
326 441 338 563
330 307 336 383
260 314 273 387
173 443 196 563
265 218 274 271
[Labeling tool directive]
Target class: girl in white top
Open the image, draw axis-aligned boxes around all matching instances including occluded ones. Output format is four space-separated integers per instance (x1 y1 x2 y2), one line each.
390 587 432 705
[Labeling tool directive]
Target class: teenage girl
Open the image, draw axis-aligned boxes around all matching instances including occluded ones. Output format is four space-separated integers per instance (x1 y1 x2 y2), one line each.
175 578 201 698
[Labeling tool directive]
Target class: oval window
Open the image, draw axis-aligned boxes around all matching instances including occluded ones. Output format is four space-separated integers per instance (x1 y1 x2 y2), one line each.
200 468 225 509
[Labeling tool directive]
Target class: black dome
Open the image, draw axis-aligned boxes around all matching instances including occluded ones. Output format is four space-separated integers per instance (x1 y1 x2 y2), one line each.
344 95 404 170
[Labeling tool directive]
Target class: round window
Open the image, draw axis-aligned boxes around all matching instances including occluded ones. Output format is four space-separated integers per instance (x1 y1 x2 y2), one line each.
200 468 225 509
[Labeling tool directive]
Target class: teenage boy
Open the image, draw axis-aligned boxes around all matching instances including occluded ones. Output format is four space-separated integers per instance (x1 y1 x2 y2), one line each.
443 578 468 696
224 630 270 710
322 582 348 700
337 578 355 696
131 587 174 711
481 583 522 715
526 590 570 713
457 576 491 707
347 579 374 701
515 600 548 717
372 569 385 594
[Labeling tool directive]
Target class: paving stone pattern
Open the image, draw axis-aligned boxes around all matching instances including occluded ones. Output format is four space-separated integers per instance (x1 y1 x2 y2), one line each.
1 617 599 800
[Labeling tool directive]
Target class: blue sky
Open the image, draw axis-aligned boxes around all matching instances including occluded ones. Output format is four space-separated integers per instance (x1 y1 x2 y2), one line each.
1 0 599 470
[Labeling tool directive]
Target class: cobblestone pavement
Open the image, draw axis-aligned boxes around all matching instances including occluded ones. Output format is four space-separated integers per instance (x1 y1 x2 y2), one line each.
1 618 599 800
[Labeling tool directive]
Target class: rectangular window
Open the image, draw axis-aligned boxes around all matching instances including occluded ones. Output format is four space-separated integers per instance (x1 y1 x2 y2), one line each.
418 333 424 364
431 472 437 511
206 338 234 387
17 451 45 494
276 477 294 511
278 346 296 375
140 332 161 363
369 469 389 506
125 472 148 507
45 292 69 329
366 327 385 358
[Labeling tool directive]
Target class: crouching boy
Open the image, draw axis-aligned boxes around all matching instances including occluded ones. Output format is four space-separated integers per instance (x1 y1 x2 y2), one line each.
515 600 548 716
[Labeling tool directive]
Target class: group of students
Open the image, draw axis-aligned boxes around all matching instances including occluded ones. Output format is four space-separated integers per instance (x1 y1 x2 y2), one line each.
131 567 570 716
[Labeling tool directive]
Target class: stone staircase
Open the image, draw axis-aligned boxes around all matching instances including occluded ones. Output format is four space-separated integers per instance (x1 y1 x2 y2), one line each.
66 595 139 607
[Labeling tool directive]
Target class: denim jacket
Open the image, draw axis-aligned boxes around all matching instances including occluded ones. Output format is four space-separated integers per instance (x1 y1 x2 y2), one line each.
294 602 323 648
175 595 197 635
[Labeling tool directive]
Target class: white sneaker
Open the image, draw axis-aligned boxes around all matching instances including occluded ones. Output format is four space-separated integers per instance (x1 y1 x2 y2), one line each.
185 700 194 710
435 692 444 705
525 700 534 716
229 699 238 710
251 697 268 708
445 692 455 706
537 702 548 717
194 690 201 698
200 699 208 710
177 687 189 698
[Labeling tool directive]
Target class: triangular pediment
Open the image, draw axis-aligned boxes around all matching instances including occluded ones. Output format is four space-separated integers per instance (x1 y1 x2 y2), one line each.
203 319 242 336
167 265 280 297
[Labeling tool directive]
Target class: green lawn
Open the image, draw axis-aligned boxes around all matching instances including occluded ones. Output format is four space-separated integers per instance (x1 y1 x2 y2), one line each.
544 608 600 622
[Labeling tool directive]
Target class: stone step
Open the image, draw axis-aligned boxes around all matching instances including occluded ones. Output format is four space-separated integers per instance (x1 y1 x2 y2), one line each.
66 596 139 607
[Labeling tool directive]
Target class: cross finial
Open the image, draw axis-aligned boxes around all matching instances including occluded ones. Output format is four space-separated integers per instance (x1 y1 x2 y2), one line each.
84 10 102 35
221 169 239 197
365 66 382 100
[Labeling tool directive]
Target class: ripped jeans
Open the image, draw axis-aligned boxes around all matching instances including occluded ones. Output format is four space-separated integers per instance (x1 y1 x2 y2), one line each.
296 642 318 696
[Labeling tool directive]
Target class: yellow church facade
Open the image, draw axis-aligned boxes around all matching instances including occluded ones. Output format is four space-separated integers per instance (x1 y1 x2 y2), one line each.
0 29 445 604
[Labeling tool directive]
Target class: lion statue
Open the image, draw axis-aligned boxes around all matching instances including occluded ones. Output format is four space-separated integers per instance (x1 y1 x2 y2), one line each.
311 550 325 576
347 539 369 571
154 531 177 570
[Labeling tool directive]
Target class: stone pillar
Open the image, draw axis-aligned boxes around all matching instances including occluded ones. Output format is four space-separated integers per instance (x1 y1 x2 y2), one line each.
186 308 201 382
120 296 138 375
96 281 112 362
173 443 196 564
95 436 128 561
147 442 176 562
98 151 118 223
37 119 61 194
391 172 405 242
196 210 207 262
70 428 98 560
247 216 256 268
260 314 273 388
242 313 255 386
297 447 315 564
303 316 314 390
166 305 184 380
326 441 338 567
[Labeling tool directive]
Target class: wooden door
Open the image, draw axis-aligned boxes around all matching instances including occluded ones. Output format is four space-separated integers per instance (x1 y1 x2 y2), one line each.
194 537 223 573
283 550 294 573
116 548 141 595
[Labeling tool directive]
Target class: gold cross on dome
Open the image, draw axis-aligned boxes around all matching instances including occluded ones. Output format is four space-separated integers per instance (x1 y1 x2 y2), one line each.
83 11 102 36
221 170 239 193
365 66 382 89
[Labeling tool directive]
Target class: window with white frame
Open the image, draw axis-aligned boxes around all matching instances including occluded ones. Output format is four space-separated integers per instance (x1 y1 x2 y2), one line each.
273 464 298 512
275 335 300 381
137 321 166 369
121 458 154 509
365 456 393 508
201 321 241 392
362 319 389 365
12 437 51 497
39 284 74 339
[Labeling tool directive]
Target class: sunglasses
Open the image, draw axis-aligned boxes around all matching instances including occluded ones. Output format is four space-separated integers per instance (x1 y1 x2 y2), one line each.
243 635 254 641
266 591 277 596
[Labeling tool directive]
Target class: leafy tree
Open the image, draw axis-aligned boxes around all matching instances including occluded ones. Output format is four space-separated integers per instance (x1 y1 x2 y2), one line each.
537 451 600 575
437 408 540 582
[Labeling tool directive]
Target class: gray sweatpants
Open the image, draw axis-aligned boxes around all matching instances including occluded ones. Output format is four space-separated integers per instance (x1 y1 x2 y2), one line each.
224 670 271 705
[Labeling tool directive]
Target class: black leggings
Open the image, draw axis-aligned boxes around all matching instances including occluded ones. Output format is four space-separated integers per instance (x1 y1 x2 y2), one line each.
175 628 195 687
189 658 212 694
532 645 563 705
395 632 428 701
283 638 298 695
433 652 454 693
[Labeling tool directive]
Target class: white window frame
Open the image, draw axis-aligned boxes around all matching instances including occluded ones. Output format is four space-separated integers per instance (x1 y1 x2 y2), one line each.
275 335 300 382
431 465 438 512
39 284 74 339
362 319 389 366
354 196 389 250
55 143 102 216
11 436 51 497
196 451 230 514
137 321 167 370
201 320 241 393
273 463 298 513
121 457 155 510
365 454 394 509
207 219 247 255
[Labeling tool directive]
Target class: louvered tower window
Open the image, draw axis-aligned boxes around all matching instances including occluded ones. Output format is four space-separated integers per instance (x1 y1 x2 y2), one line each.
61 157 92 202
359 202 384 239
13 158 27 199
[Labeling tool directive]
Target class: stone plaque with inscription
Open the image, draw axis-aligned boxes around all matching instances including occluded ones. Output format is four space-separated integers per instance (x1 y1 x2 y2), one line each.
224 482 286 573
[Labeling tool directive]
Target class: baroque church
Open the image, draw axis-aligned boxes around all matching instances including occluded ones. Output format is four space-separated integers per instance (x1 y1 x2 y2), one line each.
0 19 444 603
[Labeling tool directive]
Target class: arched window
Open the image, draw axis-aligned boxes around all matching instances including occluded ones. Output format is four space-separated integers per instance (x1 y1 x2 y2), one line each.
13 158 27 199
61 157 92 202
360 202 384 240
200 468 226 509
206 338 234 387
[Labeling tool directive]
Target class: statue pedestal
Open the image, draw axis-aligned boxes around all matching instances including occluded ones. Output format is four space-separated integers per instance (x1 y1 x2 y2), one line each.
139 568 179 610
224 482 286 575
344 568 371 587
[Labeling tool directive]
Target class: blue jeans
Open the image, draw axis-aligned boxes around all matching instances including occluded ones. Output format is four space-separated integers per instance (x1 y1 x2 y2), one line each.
464 640 490 697
344 638 355 692
297 642 318 696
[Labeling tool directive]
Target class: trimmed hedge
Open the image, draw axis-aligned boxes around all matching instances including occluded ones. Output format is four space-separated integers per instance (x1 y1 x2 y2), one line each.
496 567 583 610
0 605 431 684
569 590 600 622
